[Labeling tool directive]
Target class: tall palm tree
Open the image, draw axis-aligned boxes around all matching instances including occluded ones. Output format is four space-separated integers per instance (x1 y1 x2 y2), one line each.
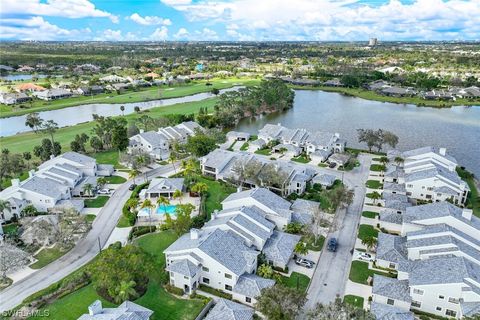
129 169 140 184
379 156 389 166
362 236 377 252
114 280 137 304
156 196 170 215
369 191 382 204
191 182 208 197
141 199 155 232
173 189 183 204
294 242 309 256
169 153 177 173
83 183 94 197
97 177 107 189
394 156 404 167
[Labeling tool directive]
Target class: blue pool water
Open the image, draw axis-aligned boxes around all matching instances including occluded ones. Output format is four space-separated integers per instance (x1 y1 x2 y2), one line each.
139 205 177 216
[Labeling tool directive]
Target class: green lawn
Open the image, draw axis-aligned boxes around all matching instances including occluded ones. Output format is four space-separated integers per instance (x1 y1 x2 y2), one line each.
457 167 480 218
366 180 383 189
362 211 378 219
91 150 125 169
197 176 236 217
30 231 205 320
1 170 29 189
30 247 68 270
105 175 127 184
84 196 110 208
370 164 386 172
366 192 382 199
279 272 310 293
1 77 260 118
357 225 379 241
2 223 19 235
254 148 272 156
1 98 218 156
291 155 311 163
116 214 132 228
85 214 96 223
349 261 392 285
301 234 325 251
240 142 249 151
344 295 364 309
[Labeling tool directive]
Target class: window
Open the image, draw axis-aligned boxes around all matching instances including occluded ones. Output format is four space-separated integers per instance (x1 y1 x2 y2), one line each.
448 297 459 304
446 310 457 317
389 263 396 269
202 277 210 284
246 297 251 303
184 276 189 280
225 273 232 279
387 299 395 306
438 295 445 299
170 272 174 277
413 289 424 295
202 267 209 272
225 284 232 291
436 307 442 312
411 301 422 308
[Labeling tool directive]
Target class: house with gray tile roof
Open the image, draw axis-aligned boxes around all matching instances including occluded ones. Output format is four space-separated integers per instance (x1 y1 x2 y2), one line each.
0 152 112 222
375 233 408 270
372 274 411 311
311 173 337 188
142 178 184 199
78 300 153 320
232 273 275 306
263 231 301 269
370 302 414 320
204 298 254 320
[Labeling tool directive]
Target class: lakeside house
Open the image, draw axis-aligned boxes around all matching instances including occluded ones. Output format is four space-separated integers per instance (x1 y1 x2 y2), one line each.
0 152 113 223
164 186 313 306
127 121 203 161
257 123 346 163
78 300 153 320
386 147 469 206
15 83 46 93
32 88 73 101
75 85 104 96
0 92 31 105
373 202 480 319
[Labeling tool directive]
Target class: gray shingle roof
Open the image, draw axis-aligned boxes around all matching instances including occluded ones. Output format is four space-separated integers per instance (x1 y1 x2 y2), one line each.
232 273 275 298
135 131 168 147
263 231 300 267
21 176 66 198
78 300 153 320
145 178 184 193
405 164 461 185
376 233 407 264
370 302 414 320
372 274 411 303
312 173 336 187
166 259 200 277
461 302 480 317
401 146 457 164
204 298 254 320
379 211 403 224
60 151 96 165
404 202 480 229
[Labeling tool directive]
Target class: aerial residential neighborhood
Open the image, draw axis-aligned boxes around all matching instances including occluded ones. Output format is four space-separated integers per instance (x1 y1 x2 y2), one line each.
1 1 480 320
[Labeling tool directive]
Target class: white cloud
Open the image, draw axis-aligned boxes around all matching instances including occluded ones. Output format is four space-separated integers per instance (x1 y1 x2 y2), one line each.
2 0 118 23
128 13 172 26
162 0 480 40
161 0 192 5
94 29 123 41
0 16 91 40
149 26 169 40
195 28 219 40
174 27 190 39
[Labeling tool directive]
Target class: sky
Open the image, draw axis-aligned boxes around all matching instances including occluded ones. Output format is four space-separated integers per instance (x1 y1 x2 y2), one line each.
0 0 479 41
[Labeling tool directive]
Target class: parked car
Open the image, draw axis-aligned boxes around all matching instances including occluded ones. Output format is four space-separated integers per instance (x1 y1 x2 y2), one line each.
97 188 111 195
327 238 338 252
129 184 137 191
329 162 337 168
295 258 314 269
357 252 374 261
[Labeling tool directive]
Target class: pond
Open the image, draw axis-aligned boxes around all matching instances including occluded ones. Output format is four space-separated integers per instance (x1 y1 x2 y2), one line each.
0 74 48 81
236 90 480 176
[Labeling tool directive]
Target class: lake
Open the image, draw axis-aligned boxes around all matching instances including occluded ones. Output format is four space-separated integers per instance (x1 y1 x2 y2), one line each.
236 90 480 176
0 74 48 81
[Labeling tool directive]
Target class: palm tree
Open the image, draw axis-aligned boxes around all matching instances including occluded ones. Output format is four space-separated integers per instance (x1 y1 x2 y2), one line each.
362 236 377 252
141 198 155 232
294 242 309 256
157 196 170 215
257 264 274 279
126 198 139 212
173 189 183 204
369 191 382 204
114 280 137 304
394 156 404 167
191 182 208 197
169 153 177 173
129 169 140 184
97 177 107 189
120 105 125 116
379 156 389 166
181 159 198 181
83 183 94 197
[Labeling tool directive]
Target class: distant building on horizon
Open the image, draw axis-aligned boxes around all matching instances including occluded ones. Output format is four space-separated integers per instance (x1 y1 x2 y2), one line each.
369 37 378 46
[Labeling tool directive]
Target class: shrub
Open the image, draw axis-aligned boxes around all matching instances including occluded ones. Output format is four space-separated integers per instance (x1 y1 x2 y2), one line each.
128 226 157 240
165 284 184 296
198 284 232 299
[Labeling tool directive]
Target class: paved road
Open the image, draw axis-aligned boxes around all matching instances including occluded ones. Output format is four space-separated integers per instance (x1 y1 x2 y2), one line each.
304 154 372 311
0 164 177 312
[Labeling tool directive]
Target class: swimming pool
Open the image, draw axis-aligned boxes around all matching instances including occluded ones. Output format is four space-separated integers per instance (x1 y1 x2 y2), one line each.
138 205 177 216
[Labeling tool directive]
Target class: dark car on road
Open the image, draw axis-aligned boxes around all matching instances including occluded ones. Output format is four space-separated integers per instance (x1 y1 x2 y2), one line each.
129 184 137 191
327 238 338 252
